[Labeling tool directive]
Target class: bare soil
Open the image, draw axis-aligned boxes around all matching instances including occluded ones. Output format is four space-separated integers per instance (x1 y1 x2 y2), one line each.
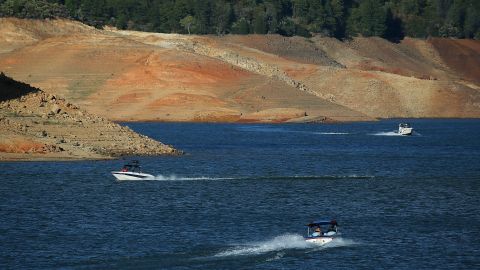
0 18 479 124
429 38 480 84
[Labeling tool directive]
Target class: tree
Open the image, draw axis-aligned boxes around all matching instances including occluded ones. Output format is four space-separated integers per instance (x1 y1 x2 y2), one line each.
439 21 461 37
169 0 192 32
384 7 404 42
293 0 308 22
330 0 347 38
116 13 127 29
446 0 466 38
1 0 478 39
253 5 267 34
0 0 69 19
231 17 250 34
278 17 296 36
463 2 480 38
307 0 326 33
64 0 78 15
422 0 444 37
264 1 280 33
349 0 387 37
194 0 211 34
180 15 195 34
213 0 233 35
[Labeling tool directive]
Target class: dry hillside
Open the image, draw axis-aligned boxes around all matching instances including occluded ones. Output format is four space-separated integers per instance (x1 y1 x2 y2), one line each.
0 72 179 161
1 18 479 122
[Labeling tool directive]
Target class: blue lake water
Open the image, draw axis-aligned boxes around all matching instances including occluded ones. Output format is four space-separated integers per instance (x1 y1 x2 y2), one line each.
1 119 480 269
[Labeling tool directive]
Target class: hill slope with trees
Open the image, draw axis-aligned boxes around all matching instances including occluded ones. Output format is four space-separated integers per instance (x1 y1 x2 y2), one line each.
1 18 479 123
1 0 479 40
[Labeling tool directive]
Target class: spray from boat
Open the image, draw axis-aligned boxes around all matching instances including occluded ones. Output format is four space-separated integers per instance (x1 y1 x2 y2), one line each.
214 234 357 257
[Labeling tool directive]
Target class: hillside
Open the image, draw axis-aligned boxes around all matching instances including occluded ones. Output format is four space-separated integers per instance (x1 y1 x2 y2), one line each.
1 18 479 122
0 72 179 161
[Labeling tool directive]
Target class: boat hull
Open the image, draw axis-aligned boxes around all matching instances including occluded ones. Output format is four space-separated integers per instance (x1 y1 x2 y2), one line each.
112 171 154 180
305 236 334 245
398 127 413 135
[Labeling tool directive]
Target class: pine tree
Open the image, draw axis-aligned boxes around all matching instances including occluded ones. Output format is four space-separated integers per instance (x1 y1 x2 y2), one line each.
213 0 233 35
1 0 478 39
463 1 480 38
194 0 212 34
353 0 387 37
293 0 308 23
330 0 346 38
231 17 250 34
253 4 267 34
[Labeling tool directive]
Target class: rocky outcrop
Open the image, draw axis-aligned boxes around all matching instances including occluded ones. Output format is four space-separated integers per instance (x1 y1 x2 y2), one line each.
0 73 180 161
137 35 324 99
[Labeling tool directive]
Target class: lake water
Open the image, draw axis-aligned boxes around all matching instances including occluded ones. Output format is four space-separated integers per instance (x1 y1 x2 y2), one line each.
1 119 479 269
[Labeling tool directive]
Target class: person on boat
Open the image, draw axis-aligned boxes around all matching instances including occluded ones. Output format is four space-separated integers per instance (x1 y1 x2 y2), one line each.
325 225 336 236
312 227 322 237
121 166 128 172
327 223 337 233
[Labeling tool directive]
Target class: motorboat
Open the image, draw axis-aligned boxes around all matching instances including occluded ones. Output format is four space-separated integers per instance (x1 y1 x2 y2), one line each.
398 123 413 136
305 219 339 245
112 160 154 180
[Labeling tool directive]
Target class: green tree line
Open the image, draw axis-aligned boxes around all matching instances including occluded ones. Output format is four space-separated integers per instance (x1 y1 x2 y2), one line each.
1 0 479 40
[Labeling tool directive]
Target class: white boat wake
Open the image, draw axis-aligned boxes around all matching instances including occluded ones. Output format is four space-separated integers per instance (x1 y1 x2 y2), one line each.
214 234 358 258
152 174 234 181
371 131 404 136
114 175 228 181
116 174 375 181
314 132 350 135
371 131 422 136
237 126 350 136
214 234 311 257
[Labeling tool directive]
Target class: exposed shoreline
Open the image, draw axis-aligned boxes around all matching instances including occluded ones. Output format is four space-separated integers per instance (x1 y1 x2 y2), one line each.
0 73 182 162
0 154 113 162
1 18 479 162
2 19 478 124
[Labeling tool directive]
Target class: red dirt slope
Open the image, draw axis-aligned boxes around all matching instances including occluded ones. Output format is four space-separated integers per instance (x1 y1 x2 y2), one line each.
429 38 480 83
1 18 479 121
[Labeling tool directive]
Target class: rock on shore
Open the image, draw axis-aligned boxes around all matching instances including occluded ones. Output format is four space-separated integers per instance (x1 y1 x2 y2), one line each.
0 73 180 161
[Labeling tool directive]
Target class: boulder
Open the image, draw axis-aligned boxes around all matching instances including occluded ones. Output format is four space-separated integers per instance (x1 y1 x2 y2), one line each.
50 104 61 114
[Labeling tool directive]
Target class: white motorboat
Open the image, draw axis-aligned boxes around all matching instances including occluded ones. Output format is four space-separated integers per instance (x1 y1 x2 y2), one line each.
398 123 413 136
112 160 154 180
305 219 339 245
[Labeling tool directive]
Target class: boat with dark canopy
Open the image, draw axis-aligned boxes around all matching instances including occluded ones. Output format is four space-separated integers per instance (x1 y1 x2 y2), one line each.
398 123 413 135
112 160 154 180
305 219 339 245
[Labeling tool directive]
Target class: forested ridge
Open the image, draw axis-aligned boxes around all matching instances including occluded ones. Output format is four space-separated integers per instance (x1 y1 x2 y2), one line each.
1 0 479 41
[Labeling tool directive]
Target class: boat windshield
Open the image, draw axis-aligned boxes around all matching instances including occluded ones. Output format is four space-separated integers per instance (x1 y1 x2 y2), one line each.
399 123 411 128
306 220 338 237
121 161 142 172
